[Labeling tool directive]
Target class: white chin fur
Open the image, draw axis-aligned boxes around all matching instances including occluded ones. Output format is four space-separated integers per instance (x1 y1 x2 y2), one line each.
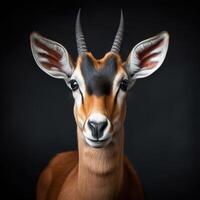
85 137 112 148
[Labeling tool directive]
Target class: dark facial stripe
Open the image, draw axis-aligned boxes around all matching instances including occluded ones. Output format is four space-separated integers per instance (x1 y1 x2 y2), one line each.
80 55 117 96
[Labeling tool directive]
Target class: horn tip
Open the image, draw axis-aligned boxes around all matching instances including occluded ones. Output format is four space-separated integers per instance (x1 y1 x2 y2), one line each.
120 9 124 22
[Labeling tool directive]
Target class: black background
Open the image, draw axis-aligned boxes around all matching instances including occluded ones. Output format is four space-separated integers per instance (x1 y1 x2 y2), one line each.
2 1 200 199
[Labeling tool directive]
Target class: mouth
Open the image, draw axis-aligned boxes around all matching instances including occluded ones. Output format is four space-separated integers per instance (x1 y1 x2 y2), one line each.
85 136 112 148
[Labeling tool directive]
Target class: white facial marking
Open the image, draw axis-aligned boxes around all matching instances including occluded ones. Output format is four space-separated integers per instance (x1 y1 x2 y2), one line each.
66 67 86 108
85 136 112 148
112 71 128 106
77 117 85 129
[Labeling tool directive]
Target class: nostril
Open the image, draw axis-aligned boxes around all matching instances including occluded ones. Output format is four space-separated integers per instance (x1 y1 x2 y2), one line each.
88 121 97 132
98 121 108 133
88 121 98 138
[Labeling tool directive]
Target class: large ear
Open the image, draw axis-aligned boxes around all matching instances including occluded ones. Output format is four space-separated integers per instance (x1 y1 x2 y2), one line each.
30 32 74 80
126 31 169 84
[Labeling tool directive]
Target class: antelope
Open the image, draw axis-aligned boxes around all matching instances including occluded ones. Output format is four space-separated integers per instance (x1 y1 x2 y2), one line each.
30 10 169 200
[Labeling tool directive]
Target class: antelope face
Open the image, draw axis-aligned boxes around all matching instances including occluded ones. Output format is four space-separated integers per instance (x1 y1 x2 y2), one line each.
30 10 169 148
71 52 128 148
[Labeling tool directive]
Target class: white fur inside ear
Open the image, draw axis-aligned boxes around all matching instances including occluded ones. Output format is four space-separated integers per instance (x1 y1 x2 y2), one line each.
30 32 74 80
128 31 169 79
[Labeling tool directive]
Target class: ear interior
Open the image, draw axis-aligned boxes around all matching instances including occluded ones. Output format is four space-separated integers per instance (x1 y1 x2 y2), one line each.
136 37 165 69
127 31 169 80
30 32 74 79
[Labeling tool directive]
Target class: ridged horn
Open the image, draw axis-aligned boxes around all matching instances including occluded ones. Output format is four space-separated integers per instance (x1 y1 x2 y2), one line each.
111 10 124 53
75 9 87 55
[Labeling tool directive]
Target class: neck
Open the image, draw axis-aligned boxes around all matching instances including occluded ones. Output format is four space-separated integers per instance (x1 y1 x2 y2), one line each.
76 127 124 200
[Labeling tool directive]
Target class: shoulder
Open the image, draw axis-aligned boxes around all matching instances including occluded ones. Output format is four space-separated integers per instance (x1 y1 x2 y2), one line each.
36 151 78 200
48 151 78 167
43 151 78 179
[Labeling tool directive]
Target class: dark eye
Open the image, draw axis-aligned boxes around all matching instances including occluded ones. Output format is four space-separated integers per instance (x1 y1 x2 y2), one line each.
70 80 79 91
120 80 129 91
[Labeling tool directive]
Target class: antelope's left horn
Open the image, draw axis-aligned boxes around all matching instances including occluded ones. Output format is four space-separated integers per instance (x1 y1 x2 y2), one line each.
111 10 124 53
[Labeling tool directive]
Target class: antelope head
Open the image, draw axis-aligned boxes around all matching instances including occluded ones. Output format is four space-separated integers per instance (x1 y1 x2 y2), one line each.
30 10 169 151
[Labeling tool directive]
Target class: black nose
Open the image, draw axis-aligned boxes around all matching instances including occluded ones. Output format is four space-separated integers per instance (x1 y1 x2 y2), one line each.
88 121 108 140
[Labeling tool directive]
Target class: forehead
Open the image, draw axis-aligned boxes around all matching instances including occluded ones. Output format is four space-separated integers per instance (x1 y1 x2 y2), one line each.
78 53 122 96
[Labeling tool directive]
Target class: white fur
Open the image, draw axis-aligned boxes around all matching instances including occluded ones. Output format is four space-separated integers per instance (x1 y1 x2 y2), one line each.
67 67 87 108
112 71 128 106
85 136 112 148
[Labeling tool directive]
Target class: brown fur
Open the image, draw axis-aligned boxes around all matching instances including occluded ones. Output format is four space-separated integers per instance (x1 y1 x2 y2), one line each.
37 151 144 200
37 52 144 200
